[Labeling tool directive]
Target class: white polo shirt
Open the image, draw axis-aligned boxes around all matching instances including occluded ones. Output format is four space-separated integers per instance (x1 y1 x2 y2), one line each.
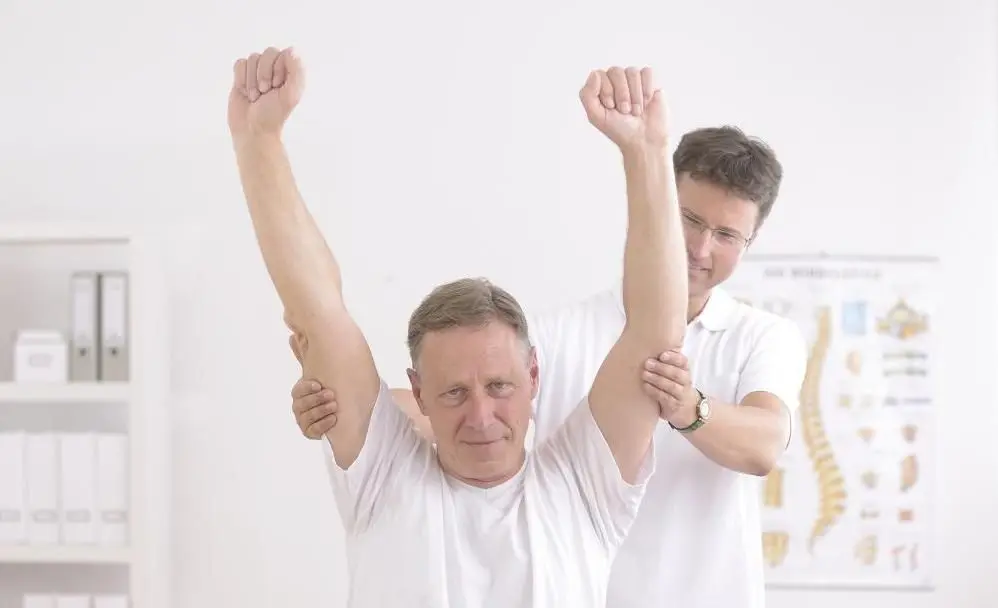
528 284 807 608
324 380 655 608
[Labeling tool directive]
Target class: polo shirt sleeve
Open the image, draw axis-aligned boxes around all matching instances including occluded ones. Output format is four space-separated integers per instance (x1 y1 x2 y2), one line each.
735 318 808 412
533 398 656 552
322 380 426 534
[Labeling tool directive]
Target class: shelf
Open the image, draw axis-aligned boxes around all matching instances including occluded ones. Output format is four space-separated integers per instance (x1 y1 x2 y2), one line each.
0 382 132 403
0 544 132 564
0 223 133 245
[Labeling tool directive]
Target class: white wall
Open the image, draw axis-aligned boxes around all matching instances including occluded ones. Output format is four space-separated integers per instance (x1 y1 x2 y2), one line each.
1 0 996 606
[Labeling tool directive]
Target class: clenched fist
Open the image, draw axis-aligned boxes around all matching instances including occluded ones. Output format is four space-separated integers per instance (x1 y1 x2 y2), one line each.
228 46 304 139
579 66 668 152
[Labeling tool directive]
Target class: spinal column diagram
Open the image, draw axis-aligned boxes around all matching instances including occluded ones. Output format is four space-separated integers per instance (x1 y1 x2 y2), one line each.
801 306 847 552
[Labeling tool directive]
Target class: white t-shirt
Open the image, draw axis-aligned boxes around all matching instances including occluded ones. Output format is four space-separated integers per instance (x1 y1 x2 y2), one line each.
528 285 807 608
324 381 655 608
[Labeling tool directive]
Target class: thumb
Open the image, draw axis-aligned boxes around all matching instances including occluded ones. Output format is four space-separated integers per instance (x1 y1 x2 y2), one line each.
283 47 305 96
579 71 604 121
645 89 668 120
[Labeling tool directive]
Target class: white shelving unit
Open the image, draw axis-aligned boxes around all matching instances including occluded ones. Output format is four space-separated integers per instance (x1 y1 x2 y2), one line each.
0 224 169 608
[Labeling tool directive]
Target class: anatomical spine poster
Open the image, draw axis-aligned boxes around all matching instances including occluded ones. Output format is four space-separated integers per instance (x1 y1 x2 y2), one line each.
725 254 936 590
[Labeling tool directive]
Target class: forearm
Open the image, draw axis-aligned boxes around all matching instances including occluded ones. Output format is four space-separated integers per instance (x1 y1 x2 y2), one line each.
620 146 687 347
233 134 344 326
235 134 380 467
588 145 687 482
680 397 787 476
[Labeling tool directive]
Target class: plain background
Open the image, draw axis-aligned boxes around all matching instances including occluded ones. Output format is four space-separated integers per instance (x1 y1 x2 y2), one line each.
1 0 996 606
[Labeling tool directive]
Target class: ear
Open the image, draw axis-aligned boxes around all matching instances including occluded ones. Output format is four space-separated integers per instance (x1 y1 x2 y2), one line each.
527 347 539 400
406 368 427 416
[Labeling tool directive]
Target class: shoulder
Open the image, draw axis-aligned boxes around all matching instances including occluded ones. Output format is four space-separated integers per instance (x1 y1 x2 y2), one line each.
723 291 807 356
527 285 624 344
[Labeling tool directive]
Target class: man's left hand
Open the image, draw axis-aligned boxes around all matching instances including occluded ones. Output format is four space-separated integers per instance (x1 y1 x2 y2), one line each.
642 349 700 427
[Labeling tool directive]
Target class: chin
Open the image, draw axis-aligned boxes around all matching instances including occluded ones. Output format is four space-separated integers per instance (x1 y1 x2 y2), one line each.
464 442 522 471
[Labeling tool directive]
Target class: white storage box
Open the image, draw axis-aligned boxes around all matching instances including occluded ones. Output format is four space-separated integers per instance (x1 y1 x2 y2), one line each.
14 330 69 384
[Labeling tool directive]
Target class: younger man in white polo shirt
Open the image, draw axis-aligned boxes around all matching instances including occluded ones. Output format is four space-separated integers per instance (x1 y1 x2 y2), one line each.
291 124 807 607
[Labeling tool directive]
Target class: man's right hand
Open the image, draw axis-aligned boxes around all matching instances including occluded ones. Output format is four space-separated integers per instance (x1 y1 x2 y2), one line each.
292 378 339 440
228 46 304 141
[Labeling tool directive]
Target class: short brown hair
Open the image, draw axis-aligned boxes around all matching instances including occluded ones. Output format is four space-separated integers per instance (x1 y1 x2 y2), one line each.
407 278 531 365
673 126 783 228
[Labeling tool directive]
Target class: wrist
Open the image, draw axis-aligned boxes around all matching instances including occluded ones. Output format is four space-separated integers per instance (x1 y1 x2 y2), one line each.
669 388 709 432
667 401 698 429
619 142 670 165
232 130 285 152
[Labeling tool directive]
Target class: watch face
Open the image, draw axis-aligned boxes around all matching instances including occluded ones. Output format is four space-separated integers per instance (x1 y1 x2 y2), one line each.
699 399 711 419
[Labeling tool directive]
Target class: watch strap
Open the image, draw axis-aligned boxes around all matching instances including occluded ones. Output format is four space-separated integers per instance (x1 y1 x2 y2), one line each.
669 388 707 433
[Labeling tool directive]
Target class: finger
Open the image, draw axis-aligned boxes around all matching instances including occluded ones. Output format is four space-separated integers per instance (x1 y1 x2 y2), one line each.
624 67 643 116
640 67 655 105
642 382 680 414
232 58 248 97
272 49 289 88
291 378 322 399
245 53 262 101
657 350 688 369
642 369 685 400
305 414 337 439
299 397 337 425
644 358 687 383
597 69 614 109
255 47 279 94
292 389 335 415
607 67 630 114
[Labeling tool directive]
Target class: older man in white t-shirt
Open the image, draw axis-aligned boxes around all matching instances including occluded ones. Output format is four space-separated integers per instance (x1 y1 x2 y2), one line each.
292 123 807 607
232 46 693 607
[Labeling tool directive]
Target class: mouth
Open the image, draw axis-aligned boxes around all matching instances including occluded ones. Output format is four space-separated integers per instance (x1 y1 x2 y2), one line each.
688 263 710 274
464 438 504 446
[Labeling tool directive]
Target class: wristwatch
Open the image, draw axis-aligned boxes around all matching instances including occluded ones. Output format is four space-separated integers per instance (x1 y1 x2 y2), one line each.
669 388 711 433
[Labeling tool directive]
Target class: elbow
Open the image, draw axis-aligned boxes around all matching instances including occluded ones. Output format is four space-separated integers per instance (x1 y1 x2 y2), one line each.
744 445 780 477
655 319 686 352
746 454 777 477
625 319 686 355
665 320 686 349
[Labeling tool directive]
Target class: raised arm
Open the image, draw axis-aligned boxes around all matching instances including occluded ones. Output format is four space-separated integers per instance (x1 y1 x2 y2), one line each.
581 67 688 482
228 46 379 469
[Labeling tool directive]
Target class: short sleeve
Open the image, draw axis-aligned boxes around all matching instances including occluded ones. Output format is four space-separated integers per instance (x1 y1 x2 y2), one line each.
736 318 808 412
322 380 425 534
533 399 655 551
525 288 626 446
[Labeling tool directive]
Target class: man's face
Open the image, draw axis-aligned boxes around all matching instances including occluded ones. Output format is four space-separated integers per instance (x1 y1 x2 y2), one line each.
677 174 759 298
407 321 537 487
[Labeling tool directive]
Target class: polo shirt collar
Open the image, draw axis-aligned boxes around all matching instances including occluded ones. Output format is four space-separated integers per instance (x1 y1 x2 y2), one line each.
612 282 738 332
691 287 738 331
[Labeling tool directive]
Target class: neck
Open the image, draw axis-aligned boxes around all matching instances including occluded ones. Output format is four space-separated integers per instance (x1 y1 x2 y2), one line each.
687 290 711 323
439 450 526 489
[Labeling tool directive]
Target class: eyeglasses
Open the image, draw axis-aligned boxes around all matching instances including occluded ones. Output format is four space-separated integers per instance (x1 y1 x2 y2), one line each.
680 209 751 250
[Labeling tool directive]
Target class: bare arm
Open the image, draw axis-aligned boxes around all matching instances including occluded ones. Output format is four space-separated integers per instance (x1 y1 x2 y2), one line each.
581 67 688 483
229 48 379 469
588 147 687 482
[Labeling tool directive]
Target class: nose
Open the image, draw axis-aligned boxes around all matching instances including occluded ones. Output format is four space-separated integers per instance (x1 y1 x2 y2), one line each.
686 226 713 260
464 391 497 431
